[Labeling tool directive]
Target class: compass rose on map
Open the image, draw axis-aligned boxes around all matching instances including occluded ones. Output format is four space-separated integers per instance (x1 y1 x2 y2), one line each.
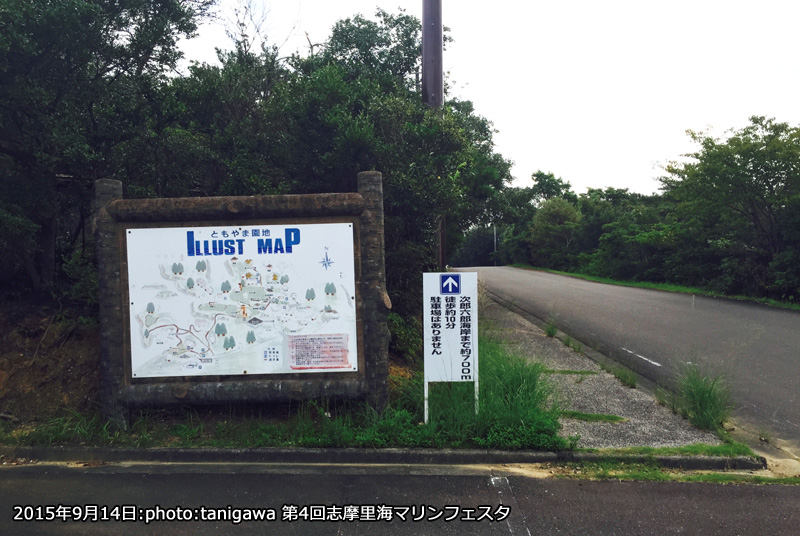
320 250 334 270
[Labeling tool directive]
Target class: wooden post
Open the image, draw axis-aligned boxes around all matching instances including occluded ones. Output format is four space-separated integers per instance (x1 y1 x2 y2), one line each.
94 179 127 427
358 172 391 409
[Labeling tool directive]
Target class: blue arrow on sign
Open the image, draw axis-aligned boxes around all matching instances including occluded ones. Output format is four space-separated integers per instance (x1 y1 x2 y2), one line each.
440 274 461 295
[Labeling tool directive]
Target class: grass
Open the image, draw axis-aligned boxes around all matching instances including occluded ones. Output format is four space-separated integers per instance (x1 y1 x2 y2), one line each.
562 336 582 353
600 362 637 388
655 387 681 414
679 474 800 485
544 319 557 337
561 411 626 423
543 320 581 352
0 337 577 452
553 459 800 485
509 264 800 311
757 429 773 444
0 319 741 460
550 446 796 485
580 442 757 458
563 460 671 482
657 364 731 434
468 337 577 450
677 364 731 432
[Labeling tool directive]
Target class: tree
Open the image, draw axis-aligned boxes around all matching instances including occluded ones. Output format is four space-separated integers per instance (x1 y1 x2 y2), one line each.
279 9 510 315
530 198 582 270
531 171 578 205
1 5 514 320
449 227 496 267
0 0 214 290
478 187 537 227
162 36 289 198
315 8 423 90
573 188 676 281
476 186 538 265
663 116 800 297
146 302 155 314
187 277 194 289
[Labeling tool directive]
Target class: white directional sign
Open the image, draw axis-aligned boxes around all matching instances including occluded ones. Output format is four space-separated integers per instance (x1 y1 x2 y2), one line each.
423 272 478 382
423 272 479 422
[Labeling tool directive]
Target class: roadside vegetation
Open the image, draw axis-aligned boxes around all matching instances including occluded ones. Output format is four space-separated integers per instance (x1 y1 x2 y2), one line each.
550 459 799 485
600 362 638 389
544 320 558 337
511 266 800 312
0 337 576 451
451 118 800 311
657 364 732 434
0 2 786 471
582 443 756 457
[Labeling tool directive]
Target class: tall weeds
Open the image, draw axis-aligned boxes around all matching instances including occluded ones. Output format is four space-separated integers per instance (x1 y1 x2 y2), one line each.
676 364 731 432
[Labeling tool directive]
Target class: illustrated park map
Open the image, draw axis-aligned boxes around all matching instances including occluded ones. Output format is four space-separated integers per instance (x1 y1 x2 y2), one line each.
125 223 358 378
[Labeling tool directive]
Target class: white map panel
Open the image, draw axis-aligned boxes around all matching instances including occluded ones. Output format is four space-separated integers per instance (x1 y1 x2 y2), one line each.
126 223 358 378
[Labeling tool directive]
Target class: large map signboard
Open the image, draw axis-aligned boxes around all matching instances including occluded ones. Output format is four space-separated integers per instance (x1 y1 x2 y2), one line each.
125 223 358 378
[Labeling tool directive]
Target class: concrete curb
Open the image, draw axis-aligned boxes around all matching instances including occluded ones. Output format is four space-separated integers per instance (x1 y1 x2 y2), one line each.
0 446 766 471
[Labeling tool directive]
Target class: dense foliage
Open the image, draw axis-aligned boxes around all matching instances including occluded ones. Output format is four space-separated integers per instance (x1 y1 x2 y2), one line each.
0 3 511 316
0 0 216 291
5 0 797 313
452 117 800 303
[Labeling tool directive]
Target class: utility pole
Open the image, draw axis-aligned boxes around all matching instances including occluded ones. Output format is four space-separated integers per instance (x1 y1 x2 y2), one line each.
422 0 446 268
422 0 443 108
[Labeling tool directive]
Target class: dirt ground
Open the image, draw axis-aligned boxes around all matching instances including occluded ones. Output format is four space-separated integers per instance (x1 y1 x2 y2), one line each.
0 297 416 423
0 299 100 421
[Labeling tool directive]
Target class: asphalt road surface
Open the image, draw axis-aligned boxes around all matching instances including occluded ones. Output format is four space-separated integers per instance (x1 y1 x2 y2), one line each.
1 464 798 535
464 267 800 449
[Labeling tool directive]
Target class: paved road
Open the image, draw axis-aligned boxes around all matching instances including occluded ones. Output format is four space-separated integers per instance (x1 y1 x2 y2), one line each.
1 464 798 535
464 267 800 448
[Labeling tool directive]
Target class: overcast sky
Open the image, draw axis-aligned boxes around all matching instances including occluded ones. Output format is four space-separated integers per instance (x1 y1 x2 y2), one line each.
181 0 800 195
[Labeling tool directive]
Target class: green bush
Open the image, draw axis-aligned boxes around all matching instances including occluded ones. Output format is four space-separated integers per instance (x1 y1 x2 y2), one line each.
545 320 557 337
676 364 731 432
449 226 496 267
60 247 98 308
1 337 575 451
0 206 39 287
387 312 423 364
471 338 574 450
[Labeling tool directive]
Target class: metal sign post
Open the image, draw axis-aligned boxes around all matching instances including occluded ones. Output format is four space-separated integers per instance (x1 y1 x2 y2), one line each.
423 272 479 423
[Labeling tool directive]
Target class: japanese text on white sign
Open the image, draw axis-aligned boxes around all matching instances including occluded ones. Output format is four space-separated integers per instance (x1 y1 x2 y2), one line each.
125 223 358 378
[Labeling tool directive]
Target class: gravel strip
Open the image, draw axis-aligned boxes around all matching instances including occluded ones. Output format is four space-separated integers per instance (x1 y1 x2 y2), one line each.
482 299 721 449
